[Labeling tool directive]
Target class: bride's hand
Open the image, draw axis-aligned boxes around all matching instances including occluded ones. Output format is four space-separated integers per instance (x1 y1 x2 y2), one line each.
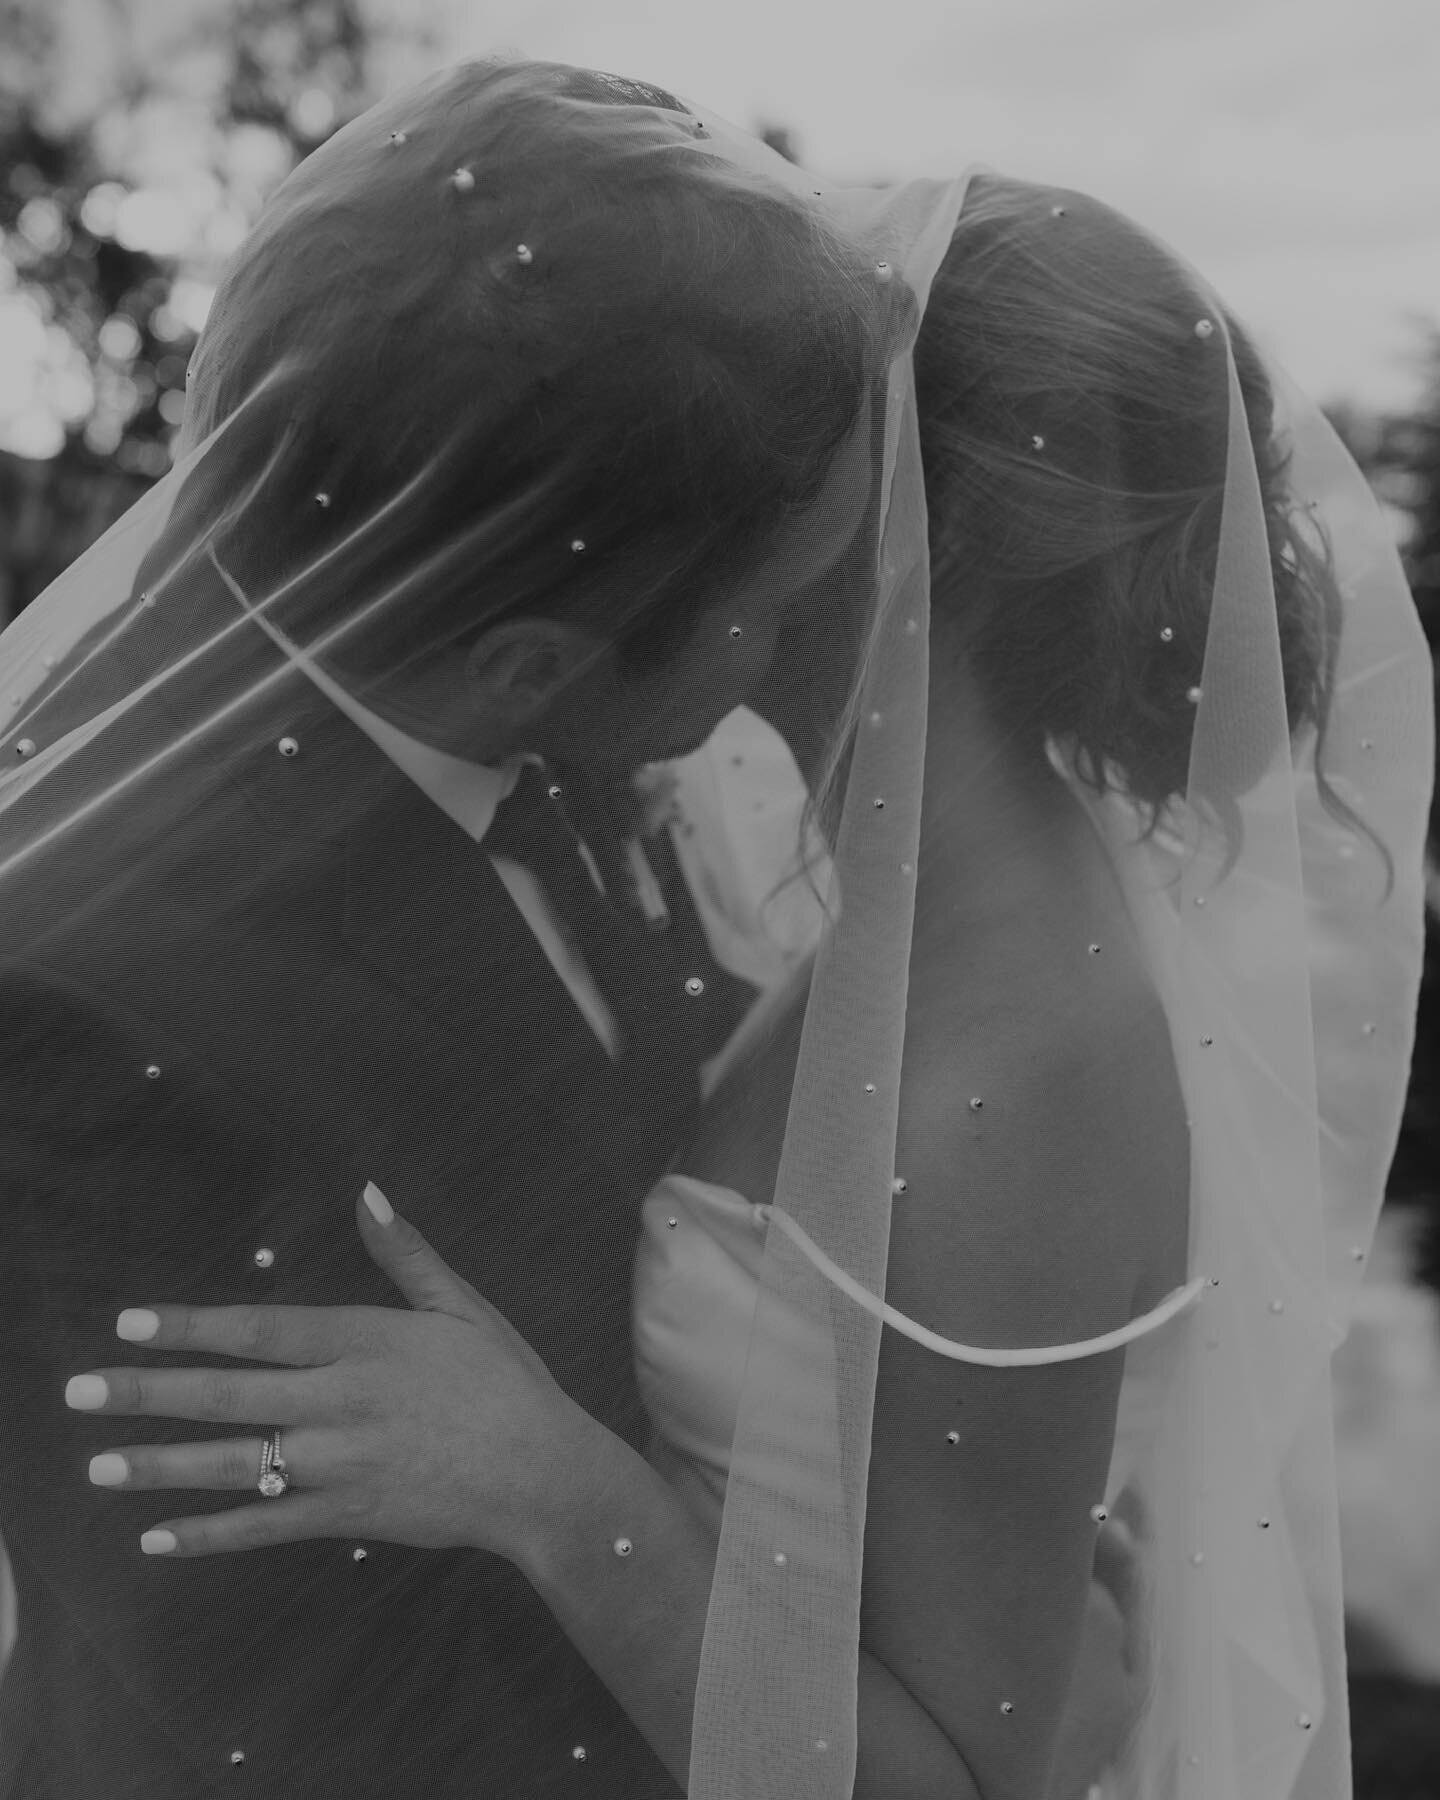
1044 1496 1150 1800
64 1184 599 1563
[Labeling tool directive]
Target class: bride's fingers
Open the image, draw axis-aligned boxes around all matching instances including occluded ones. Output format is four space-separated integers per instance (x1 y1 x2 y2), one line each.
109 1301 356 1366
1091 1517 1138 1592
64 1362 321 1425
88 1433 324 1494
136 1492 336 1559
1108 1482 1149 1542
355 1186 487 1321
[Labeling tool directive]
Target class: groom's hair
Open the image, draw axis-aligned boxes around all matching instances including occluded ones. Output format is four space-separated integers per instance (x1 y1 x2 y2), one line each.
179 59 898 681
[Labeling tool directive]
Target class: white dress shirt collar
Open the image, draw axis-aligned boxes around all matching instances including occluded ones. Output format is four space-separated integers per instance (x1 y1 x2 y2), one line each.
328 692 523 845
208 551 524 843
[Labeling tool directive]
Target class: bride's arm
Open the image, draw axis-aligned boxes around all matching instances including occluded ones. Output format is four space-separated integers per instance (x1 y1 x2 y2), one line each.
517 1365 1000 1799
529 961 1185 1798
854 1003 1180 1800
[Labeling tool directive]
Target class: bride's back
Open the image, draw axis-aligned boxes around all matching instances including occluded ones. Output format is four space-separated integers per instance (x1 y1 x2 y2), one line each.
683 755 1191 1323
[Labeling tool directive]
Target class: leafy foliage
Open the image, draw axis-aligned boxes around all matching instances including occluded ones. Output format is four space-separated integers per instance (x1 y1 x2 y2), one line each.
1340 334 1440 1289
0 0 431 620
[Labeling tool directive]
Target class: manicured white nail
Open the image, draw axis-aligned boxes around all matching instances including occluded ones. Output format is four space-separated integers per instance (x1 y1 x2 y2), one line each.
89 1453 129 1487
140 1529 178 1555
65 1375 108 1411
117 1309 160 1343
361 1180 394 1226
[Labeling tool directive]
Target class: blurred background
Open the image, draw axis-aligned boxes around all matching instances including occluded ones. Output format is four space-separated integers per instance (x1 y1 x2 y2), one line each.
2 1 1438 1789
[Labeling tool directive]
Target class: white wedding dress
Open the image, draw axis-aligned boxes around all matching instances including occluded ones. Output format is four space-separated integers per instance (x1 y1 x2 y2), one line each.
633 1171 1204 1540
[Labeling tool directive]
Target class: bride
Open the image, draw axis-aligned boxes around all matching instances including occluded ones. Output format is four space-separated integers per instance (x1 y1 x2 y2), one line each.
19 61 1432 1800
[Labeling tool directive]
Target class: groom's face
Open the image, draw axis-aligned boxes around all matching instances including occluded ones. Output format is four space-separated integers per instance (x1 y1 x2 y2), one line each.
584 408 877 767
352 407 877 771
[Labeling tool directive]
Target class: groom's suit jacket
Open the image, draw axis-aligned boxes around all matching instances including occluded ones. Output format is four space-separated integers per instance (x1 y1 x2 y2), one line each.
0 590 738 1798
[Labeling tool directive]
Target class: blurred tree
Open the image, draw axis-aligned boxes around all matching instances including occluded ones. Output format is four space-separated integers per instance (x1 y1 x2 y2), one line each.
1348 1668 1440 1799
0 0 163 617
0 0 435 621
1365 330 1440 1299
1371 328 1440 664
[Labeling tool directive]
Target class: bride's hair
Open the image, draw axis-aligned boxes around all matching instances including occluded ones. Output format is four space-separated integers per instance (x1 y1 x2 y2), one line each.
914 172 1345 826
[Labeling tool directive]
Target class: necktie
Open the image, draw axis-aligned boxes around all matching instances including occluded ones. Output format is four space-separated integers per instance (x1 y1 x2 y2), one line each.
485 762 694 1076
633 811 761 1059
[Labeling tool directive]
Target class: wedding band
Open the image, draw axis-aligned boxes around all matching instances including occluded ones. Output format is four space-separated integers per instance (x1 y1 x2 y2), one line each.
257 1428 289 1499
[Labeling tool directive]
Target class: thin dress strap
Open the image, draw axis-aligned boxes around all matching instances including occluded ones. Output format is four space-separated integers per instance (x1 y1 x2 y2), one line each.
756 1205 1207 1366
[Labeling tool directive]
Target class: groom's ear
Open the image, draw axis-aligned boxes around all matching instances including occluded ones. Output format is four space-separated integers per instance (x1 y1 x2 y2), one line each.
463 618 610 731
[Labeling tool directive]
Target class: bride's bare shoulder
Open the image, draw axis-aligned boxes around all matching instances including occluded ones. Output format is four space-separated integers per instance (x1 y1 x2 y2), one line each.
896 874 1192 1332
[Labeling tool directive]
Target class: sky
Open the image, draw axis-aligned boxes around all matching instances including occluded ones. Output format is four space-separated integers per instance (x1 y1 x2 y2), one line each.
6 0 1439 452
437 0 1440 415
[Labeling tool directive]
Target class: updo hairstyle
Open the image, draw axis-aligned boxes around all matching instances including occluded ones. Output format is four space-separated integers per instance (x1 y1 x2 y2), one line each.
914 172 1342 824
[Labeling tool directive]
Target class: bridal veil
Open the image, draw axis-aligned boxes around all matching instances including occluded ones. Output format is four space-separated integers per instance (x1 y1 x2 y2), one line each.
0 59 1430 1800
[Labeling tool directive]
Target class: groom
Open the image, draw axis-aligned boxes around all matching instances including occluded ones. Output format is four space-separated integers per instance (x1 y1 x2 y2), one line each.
0 63 886 1800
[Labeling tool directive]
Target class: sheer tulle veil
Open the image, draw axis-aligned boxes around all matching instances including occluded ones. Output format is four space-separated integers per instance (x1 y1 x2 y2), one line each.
0 60 1430 1800
667 122 1432 1800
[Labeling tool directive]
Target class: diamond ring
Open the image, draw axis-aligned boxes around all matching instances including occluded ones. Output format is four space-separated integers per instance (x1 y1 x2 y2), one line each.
257 1428 289 1499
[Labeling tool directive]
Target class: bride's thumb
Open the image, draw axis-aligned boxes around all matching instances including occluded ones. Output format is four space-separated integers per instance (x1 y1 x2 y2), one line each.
357 1182 483 1318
